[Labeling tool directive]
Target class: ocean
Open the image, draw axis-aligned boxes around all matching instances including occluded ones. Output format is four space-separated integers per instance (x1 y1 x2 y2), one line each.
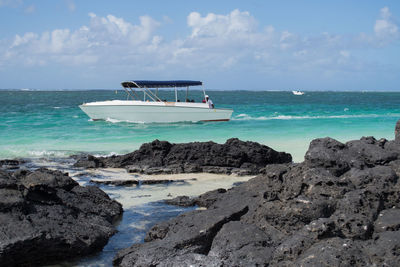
1 90 399 162
1 89 400 266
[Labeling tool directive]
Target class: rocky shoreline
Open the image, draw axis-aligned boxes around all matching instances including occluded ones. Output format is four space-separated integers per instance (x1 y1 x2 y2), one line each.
113 121 400 266
0 137 290 266
2 122 400 266
74 138 292 175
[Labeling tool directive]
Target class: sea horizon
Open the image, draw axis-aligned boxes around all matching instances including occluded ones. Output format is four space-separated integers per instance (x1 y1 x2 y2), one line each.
1 88 399 92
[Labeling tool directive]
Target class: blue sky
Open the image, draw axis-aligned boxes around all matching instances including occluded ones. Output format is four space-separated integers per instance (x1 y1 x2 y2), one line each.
0 0 399 90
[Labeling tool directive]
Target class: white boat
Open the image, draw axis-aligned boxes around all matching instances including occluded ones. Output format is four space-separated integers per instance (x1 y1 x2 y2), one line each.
292 90 304 95
79 80 233 123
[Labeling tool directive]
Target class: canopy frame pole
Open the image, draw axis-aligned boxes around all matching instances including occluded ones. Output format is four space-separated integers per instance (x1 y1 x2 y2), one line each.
132 89 140 99
142 87 157 102
185 86 189 102
175 86 178 102
129 81 157 102
124 86 135 100
202 84 206 99
144 87 162 102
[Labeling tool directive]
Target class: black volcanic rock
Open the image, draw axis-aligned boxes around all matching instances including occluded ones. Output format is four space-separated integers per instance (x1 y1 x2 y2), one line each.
114 120 400 266
305 136 399 175
164 188 228 208
374 209 400 233
0 167 123 267
164 195 196 207
74 138 292 174
366 230 400 266
0 159 21 170
305 137 352 176
294 238 371 266
207 221 281 266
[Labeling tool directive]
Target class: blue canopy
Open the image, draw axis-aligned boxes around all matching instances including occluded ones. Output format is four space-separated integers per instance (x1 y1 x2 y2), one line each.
121 80 202 88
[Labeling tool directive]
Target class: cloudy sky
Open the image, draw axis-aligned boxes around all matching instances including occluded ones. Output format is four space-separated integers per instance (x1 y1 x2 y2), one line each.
0 0 399 90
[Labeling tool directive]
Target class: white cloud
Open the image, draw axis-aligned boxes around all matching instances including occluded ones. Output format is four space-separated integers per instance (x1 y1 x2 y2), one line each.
188 9 256 38
0 7 398 79
374 6 399 42
4 13 161 66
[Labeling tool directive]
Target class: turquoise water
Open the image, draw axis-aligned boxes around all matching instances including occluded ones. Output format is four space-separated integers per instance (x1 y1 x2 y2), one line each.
1 90 399 162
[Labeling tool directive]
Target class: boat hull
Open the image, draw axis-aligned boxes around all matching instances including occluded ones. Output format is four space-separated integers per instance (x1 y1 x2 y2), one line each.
79 104 233 123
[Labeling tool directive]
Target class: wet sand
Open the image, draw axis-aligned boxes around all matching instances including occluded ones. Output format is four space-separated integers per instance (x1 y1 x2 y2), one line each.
72 167 256 207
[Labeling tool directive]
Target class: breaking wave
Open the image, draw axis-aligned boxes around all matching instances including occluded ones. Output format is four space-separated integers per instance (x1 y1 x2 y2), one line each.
0 149 73 159
232 113 400 121
27 150 72 157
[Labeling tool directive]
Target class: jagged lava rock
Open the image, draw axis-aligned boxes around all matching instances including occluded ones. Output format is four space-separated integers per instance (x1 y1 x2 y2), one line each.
113 120 400 266
374 209 400 233
305 136 398 175
0 168 123 267
208 221 283 266
74 138 292 174
294 237 371 266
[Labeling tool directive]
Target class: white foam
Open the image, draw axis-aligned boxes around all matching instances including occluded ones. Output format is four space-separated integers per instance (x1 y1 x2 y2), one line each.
232 113 400 121
27 150 70 158
236 113 248 117
92 152 119 157
106 118 145 124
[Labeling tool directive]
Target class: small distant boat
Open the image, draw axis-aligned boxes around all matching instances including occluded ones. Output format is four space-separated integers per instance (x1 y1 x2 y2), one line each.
79 80 233 123
292 90 304 95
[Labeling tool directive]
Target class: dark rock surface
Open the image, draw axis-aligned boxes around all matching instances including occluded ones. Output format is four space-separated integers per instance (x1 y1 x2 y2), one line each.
0 168 123 267
74 138 292 175
114 120 400 266
0 159 21 170
164 188 227 208
164 195 196 207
